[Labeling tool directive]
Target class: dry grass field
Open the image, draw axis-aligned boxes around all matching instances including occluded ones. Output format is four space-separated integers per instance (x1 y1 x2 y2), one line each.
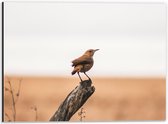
4 76 166 121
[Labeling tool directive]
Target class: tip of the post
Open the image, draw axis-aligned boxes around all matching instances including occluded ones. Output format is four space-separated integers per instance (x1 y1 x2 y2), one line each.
80 79 92 87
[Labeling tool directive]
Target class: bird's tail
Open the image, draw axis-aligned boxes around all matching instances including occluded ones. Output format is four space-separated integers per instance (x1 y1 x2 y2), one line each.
71 70 76 75
72 67 80 75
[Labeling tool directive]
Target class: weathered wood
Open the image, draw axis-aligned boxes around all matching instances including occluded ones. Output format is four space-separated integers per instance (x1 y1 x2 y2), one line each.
49 79 95 121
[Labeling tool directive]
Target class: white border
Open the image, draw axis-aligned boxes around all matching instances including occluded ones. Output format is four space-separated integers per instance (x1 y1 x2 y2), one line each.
0 0 167 124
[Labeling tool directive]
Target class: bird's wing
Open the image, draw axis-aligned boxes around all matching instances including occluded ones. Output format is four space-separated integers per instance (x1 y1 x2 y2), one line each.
72 56 92 67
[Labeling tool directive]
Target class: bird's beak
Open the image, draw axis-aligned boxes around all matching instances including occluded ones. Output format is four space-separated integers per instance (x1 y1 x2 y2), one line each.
94 49 99 52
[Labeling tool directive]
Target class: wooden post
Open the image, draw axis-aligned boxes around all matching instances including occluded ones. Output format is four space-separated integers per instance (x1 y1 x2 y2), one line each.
49 80 95 121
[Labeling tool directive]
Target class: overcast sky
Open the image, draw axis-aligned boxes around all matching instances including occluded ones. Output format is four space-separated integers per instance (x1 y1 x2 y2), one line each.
4 2 166 77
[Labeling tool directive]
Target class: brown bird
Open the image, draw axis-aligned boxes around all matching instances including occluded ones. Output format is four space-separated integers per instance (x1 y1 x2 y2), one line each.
71 49 99 81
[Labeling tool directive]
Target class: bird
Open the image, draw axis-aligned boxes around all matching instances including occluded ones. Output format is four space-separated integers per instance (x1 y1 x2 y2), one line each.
71 49 99 81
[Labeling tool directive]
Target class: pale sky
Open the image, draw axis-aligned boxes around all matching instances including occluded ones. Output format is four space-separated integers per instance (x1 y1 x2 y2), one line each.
4 2 166 77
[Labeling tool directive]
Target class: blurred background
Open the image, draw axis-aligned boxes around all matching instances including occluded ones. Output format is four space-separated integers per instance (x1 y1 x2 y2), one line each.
4 2 166 121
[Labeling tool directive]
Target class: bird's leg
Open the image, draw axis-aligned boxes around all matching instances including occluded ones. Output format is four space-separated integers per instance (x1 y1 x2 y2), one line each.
77 72 83 82
84 72 91 81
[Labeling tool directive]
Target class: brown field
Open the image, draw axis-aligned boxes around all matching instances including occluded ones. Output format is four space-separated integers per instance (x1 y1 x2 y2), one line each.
4 76 166 122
